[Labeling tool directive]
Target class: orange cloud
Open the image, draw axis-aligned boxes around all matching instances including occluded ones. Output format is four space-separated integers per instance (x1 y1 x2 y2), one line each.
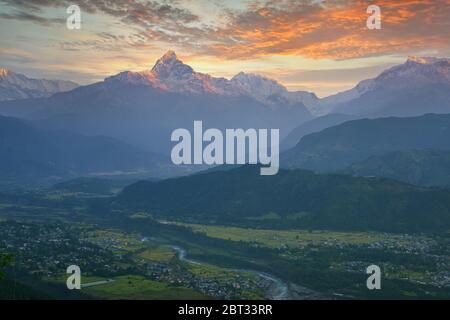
4 0 448 61
198 0 450 60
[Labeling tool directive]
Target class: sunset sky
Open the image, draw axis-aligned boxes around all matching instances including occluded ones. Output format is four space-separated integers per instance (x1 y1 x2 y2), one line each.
1 0 450 97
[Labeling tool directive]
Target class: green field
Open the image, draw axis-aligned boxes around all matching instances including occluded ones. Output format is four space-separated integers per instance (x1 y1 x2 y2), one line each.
85 229 147 252
83 275 209 299
175 222 431 249
138 246 175 262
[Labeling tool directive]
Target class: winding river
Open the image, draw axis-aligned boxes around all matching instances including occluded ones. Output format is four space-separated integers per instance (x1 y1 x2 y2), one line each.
170 245 291 300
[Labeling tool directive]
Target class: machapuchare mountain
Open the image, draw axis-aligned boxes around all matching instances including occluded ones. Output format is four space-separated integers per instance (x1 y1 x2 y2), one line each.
0 51 313 153
105 51 321 114
0 68 78 101
324 56 450 117
281 113 450 172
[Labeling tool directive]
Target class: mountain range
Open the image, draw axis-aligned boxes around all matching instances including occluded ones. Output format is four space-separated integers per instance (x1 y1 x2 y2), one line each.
326 56 450 117
1 52 450 188
104 51 321 113
1 54 449 150
0 68 78 101
281 113 450 172
2 54 450 118
0 51 314 153
1 51 450 234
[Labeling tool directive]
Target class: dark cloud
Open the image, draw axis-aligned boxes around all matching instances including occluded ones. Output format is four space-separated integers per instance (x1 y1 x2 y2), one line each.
0 0 58 12
0 0 203 52
0 0 199 24
0 11 65 26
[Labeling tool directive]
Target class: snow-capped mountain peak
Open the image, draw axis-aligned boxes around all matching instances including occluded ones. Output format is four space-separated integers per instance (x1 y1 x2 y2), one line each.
407 56 450 65
161 50 177 61
0 68 79 101
324 56 450 110
151 50 194 80
0 68 11 77
230 72 321 114
104 52 319 114
106 51 219 93
375 56 450 87
325 56 450 117
231 72 287 97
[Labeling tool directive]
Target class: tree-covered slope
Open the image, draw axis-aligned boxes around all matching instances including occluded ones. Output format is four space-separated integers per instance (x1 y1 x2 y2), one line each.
118 165 450 233
344 150 450 187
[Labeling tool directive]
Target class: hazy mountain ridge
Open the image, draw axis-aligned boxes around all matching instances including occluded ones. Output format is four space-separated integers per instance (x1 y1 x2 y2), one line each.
343 149 450 187
328 57 450 117
281 113 450 172
230 72 322 114
0 68 78 101
0 115 169 188
280 113 359 151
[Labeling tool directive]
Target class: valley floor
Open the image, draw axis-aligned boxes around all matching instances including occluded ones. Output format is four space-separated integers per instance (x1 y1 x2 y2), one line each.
0 189 449 300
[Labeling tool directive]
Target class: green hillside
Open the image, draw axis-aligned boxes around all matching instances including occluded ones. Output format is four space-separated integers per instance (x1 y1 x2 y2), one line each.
344 150 450 187
118 165 450 233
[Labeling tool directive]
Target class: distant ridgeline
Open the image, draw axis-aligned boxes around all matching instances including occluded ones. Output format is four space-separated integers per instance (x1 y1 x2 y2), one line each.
343 149 450 187
281 113 450 173
117 165 450 233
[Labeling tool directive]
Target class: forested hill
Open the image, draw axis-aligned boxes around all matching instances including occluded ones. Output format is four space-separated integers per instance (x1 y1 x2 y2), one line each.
118 165 450 233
